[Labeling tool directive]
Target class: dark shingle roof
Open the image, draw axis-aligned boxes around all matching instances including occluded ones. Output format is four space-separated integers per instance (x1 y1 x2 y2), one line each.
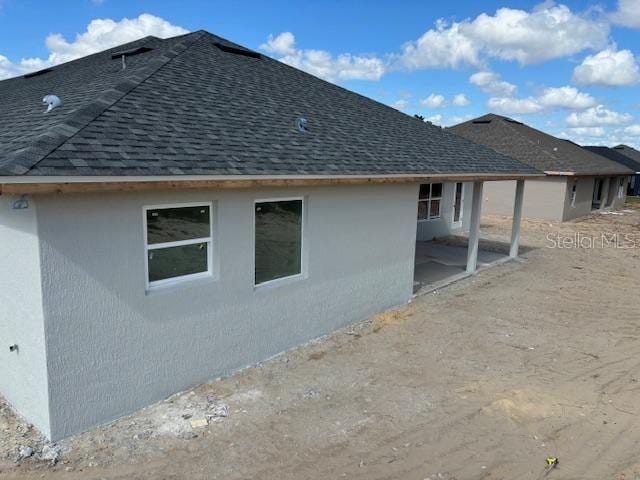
449 114 633 176
583 146 640 173
0 31 539 177
609 145 640 172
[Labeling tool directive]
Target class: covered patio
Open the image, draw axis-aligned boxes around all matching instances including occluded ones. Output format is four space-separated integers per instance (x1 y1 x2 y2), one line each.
413 179 525 294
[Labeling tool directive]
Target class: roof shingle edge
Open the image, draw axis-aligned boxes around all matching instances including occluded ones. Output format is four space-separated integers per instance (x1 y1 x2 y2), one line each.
0 31 206 176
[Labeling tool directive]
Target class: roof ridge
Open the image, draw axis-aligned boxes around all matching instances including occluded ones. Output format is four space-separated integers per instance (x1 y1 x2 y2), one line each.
0 31 205 175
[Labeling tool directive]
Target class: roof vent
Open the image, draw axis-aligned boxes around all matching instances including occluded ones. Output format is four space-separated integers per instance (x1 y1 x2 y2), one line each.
43 95 62 113
213 42 261 59
504 118 523 125
472 119 491 124
296 117 308 132
614 146 624 150
110 46 154 59
24 68 53 79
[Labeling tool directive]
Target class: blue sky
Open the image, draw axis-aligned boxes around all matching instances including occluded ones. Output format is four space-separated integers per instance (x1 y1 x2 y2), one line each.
1 0 640 147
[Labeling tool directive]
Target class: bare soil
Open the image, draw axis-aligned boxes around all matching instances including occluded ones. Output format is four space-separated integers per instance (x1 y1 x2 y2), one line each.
2 206 640 480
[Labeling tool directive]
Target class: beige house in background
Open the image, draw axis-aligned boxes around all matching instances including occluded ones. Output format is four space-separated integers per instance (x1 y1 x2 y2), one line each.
450 114 633 222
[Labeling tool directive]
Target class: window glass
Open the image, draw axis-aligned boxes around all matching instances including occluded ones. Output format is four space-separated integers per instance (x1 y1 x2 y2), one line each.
429 199 441 219
419 184 431 200
145 204 212 287
453 182 463 222
417 201 428 221
148 243 209 282
147 206 210 244
417 183 443 220
255 200 303 285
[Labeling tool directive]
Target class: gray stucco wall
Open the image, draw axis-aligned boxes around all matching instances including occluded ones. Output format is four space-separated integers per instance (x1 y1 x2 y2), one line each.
562 176 628 221
0 196 50 437
416 182 472 241
35 184 418 440
562 176 594 221
483 178 567 221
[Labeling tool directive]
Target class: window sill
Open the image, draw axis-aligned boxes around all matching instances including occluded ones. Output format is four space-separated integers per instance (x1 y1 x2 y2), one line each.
417 217 442 223
254 273 305 292
146 272 215 296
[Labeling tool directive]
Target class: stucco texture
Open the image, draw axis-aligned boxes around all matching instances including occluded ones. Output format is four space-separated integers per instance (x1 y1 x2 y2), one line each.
483 176 629 222
0 196 50 437
32 184 418 440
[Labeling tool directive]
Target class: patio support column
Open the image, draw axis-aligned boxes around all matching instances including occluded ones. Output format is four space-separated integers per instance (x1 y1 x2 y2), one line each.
466 181 484 273
510 179 525 258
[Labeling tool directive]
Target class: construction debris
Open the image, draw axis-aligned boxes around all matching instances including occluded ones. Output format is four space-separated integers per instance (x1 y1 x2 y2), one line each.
15 445 33 461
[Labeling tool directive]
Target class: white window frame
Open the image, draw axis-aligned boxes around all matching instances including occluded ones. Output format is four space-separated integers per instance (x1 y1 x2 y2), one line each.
570 180 577 208
451 182 464 226
418 183 443 222
143 202 213 290
253 196 305 288
618 177 626 199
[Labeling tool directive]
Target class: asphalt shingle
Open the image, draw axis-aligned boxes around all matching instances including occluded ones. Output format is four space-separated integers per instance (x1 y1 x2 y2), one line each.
450 114 633 176
0 31 539 178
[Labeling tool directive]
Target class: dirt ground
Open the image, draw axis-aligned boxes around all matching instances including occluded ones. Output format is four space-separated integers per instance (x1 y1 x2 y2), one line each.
2 205 640 480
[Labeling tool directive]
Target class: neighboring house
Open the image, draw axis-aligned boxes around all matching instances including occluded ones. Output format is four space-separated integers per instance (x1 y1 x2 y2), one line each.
0 31 540 440
585 145 640 197
449 114 633 222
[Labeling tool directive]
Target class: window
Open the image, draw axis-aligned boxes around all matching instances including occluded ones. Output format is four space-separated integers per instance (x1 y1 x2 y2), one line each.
417 183 443 221
144 203 212 288
570 180 577 207
255 199 303 286
452 182 464 223
619 177 626 198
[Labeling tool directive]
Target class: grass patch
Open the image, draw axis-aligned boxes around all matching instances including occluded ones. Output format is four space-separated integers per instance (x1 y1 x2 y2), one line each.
626 196 640 204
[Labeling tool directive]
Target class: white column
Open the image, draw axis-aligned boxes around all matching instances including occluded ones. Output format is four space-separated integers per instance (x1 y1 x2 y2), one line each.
466 181 484 273
510 179 525 258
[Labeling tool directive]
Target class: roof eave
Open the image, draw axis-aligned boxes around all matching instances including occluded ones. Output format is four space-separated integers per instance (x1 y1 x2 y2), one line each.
0 172 544 195
544 170 634 177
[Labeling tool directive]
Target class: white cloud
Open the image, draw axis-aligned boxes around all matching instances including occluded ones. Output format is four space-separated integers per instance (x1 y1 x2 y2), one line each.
420 93 446 108
391 99 409 111
569 126 606 137
566 105 633 127
399 19 481 69
469 71 517 96
399 3 609 69
452 93 470 106
624 124 640 135
260 32 385 82
610 0 640 28
488 97 544 115
260 32 297 56
537 86 597 109
572 48 640 87
0 14 188 80
487 85 597 116
426 114 443 125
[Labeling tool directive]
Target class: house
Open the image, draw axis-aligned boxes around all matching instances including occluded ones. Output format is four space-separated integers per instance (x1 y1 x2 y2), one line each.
584 145 640 197
449 114 633 222
0 31 540 440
